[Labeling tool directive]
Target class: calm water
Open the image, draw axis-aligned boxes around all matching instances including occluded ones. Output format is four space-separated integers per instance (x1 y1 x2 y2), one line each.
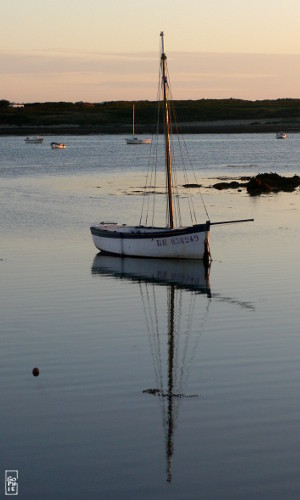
1 134 300 499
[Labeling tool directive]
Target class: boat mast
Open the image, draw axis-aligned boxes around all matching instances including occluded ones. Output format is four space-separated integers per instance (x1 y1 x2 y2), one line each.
166 284 175 482
132 104 135 138
160 32 174 229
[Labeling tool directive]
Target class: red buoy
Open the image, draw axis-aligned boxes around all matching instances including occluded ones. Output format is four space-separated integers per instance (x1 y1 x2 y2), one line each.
32 367 40 377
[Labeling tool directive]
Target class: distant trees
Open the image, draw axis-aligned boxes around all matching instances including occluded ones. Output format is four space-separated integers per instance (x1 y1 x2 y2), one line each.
0 100 10 108
2 99 300 127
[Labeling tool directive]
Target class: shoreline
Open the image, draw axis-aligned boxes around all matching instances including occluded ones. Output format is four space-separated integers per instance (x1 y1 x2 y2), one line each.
1 119 300 136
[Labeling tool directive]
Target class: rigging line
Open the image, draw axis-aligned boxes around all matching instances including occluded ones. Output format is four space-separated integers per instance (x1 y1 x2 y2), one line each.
146 140 156 226
140 106 159 226
163 59 183 228
152 98 161 226
148 138 159 226
139 282 164 395
164 142 169 229
140 154 152 226
166 68 198 225
175 132 198 224
167 286 184 402
173 288 183 391
172 146 183 227
149 283 165 394
166 286 177 408
150 283 172 442
168 114 182 227
140 62 162 226
165 71 182 227
177 291 198 391
149 283 171 432
161 63 174 229
170 115 197 224
181 294 212 391
178 126 208 222
173 289 198 406
175 133 198 224
139 134 154 226
165 63 209 222
141 284 169 445
139 282 160 387
179 131 210 221
149 82 161 226
150 66 163 226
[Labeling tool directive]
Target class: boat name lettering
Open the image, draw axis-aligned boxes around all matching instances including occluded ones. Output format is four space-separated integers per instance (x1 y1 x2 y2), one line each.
156 239 167 247
171 235 199 245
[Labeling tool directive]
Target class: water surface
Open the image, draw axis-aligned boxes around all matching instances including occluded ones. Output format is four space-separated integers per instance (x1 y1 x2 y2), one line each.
1 134 300 499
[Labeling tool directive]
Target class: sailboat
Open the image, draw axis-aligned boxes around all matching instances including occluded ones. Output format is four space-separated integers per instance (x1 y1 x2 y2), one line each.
125 104 152 145
90 32 253 261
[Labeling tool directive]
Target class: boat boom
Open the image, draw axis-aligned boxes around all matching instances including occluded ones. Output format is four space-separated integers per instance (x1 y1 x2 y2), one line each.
210 218 254 226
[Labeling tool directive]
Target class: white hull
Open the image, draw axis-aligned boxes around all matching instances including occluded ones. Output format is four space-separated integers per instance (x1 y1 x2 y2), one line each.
125 137 152 145
25 136 43 143
51 142 66 149
90 222 210 259
276 132 286 139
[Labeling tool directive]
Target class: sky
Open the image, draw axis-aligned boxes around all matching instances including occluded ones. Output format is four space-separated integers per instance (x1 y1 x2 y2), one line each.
2 0 300 102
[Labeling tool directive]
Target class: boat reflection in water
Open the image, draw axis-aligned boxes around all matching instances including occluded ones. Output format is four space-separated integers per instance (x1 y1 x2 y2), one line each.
92 254 211 295
92 255 211 482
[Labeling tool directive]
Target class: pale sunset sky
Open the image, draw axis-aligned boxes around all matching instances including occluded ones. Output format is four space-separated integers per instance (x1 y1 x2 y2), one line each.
2 0 300 102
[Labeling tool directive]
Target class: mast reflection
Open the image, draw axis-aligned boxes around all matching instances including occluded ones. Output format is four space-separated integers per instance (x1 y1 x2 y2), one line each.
91 255 212 483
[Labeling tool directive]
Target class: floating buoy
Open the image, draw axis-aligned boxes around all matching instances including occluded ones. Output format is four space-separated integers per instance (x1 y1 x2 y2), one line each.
32 367 40 377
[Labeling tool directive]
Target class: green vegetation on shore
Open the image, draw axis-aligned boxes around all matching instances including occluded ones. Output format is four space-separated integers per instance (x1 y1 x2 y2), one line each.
2 98 300 134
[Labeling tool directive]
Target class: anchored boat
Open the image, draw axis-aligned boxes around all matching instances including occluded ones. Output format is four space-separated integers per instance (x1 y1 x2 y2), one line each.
51 142 66 149
90 32 253 261
25 136 43 143
125 104 152 144
276 131 286 139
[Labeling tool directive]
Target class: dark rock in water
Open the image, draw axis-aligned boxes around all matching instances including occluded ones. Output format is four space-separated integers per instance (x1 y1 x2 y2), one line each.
246 172 300 195
210 172 300 194
246 177 272 195
213 181 242 190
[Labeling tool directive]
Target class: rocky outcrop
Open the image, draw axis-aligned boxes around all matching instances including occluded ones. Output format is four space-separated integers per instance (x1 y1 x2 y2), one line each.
209 173 300 195
213 180 245 190
246 173 300 195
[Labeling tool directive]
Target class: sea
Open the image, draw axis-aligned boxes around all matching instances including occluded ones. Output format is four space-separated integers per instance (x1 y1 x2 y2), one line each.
1 133 300 499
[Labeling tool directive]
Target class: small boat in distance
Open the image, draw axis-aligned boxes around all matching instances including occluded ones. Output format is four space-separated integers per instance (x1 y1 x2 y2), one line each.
276 131 286 139
125 104 151 145
51 142 66 149
25 136 43 143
